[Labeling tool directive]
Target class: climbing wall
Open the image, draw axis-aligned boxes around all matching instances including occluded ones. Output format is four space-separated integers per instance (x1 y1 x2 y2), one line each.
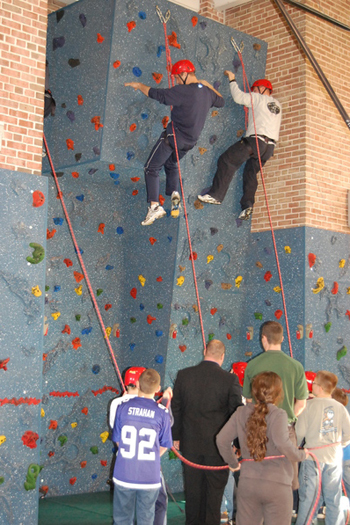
41 0 269 498
0 170 48 525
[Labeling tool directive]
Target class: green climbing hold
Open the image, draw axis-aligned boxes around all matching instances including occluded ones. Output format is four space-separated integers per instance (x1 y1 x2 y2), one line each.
90 446 98 454
182 318 189 326
208 333 214 341
26 243 45 264
157 303 163 310
24 464 43 491
45 285 50 291
130 317 136 323
0 476 4 485
324 322 332 333
58 435 67 447
168 450 177 460
75 314 81 321
337 346 347 361
97 289 103 296
254 312 263 321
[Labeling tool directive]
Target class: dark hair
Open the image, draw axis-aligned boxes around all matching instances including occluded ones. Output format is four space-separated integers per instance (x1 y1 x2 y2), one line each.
246 372 284 461
261 321 283 344
138 369 160 394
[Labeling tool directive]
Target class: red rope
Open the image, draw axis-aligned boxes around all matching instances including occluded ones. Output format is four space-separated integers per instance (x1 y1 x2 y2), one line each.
237 51 294 358
161 22 207 352
43 134 126 393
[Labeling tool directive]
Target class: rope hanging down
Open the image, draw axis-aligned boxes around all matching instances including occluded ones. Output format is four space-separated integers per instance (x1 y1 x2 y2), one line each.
43 134 126 393
158 8 207 353
231 37 294 359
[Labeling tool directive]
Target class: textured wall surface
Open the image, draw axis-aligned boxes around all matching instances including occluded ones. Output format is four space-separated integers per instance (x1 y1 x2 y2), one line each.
0 169 48 525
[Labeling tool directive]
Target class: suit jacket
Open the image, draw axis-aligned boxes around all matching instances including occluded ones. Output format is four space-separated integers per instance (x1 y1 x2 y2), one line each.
172 360 242 460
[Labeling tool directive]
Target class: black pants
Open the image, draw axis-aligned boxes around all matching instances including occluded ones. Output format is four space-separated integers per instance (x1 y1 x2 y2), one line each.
183 454 229 525
208 137 275 209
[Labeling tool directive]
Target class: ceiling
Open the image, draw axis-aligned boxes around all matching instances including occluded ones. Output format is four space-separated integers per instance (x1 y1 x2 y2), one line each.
58 0 252 12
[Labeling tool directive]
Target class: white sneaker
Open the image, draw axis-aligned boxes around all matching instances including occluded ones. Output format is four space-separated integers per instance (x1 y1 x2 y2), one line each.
238 207 253 220
141 205 166 226
197 194 221 205
171 191 181 218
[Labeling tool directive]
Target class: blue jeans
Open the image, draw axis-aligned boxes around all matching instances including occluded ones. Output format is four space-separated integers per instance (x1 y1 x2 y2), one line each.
343 459 350 503
295 460 344 525
113 483 159 525
220 470 235 518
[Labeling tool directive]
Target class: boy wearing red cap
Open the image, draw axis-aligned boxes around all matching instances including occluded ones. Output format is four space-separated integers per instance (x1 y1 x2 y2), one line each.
125 60 224 226
198 71 282 221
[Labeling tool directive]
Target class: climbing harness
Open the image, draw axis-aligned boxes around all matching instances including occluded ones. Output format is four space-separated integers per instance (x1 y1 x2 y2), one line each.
231 35 294 359
43 134 126 393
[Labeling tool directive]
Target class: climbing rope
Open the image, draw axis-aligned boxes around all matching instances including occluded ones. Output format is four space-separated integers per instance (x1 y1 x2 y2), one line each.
43 134 126 393
158 8 207 352
231 37 294 359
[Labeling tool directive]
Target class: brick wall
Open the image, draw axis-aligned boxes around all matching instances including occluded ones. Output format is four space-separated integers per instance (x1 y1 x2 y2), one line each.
0 0 48 174
48 0 65 13
200 0 350 234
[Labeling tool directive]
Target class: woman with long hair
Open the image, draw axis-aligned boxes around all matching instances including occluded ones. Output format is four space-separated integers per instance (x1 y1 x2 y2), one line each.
217 371 308 525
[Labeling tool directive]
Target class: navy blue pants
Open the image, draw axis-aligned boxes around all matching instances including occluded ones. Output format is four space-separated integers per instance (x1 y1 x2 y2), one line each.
208 137 275 209
144 130 195 203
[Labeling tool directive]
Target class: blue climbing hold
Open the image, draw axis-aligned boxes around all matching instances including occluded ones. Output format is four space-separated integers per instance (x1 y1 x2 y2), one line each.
155 355 163 364
105 265 114 270
53 218 64 225
138 11 146 19
127 151 135 161
75 247 84 255
209 135 217 145
132 67 142 77
110 172 119 180
92 364 100 375
168 236 172 243
157 45 165 58
76 194 84 202
82 327 92 335
141 113 148 120
54 285 61 292
91 474 97 480
155 330 163 337
200 21 207 30
116 227 124 234
129 343 136 351
139 303 145 311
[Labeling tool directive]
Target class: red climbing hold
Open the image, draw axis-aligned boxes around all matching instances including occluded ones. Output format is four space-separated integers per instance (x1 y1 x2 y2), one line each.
77 95 84 106
152 72 163 84
98 223 105 234
275 309 283 319
100 460 108 467
109 164 115 171
69 477 77 485
81 407 88 415
131 177 140 182
162 116 169 129
80 461 87 468
130 123 137 132
210 308 217 315
159 195 165 206
0 358 10 371
62 325 71 335
127 21 136 32
331 282 339 295
72 338 82 350
64 259 73 267
105 304 112 311
179 345 187 352
147 315 156 324
130 288 137 299
308 253 316 268
32 190 45 208
72 171 79 178
113 60 121 69
132 190 138 196
226 334 232 340
74 271 84 283
48 420 58 430
91 116 103 131
264 271 272 282
21 431 39 449
191 16 198 26
149 237 157 245
189 252 197 261
168 31 181 49
47 228 56 239
97 33 105 43
66 138 74 150
48 451 55 457
156 276 163 282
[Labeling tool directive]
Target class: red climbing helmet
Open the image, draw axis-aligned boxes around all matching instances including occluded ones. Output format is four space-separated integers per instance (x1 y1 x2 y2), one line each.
171 59 195 76
124 366 146 386
251 79 273 93
232 361 248 387
305 371 317 392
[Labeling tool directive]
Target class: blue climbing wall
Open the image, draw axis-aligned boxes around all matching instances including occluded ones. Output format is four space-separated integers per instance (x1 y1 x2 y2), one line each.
41 0 269 498
0 169 48 525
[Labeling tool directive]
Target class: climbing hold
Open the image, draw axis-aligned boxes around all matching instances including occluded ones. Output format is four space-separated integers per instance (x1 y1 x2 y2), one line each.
127 21 136 32
210 308 217 315
113 60 121 69
62 325 71 334
26 243 45 264
66 138 74 150
167 31 181 48
41 408 45 417
75 285 83 296
77 94 84 105
284 246 291 254
24 464 42 491
81 327 92 335
32 190 45 208
100 431 109 443
254 312 263 320
0 435 6 446
46 228 56 239
157 303 163 310
155 355 163 363
139 11 146 19
209 135 217 145
132 66 142 77
200 21 207 29
308 253 316 268
72 338 82 350
339 259 346 268
63 259 72 267
53 36 65 50
273 286 281 293
155 330 163 338
73 271 84 283
331 282 339 295
305 324 313 339
147 315 156 324
264 271 272 282
51 312 60 321
217 244 223 253
221 283 232 290
161 116 169 129
207 255 214 264
21 431 39 449
191 16 198 26
97 33 104 43
132 189 138 196
97 289 103 296
81 407 88 415
79 13 87 27
97 223 105 235
92 365 100 375
138 275 146 287
116 227 124 235
205 280 213 290
256 261 263 268
71 422 77 428
130 317 136 324
48 420 57 430
235 276 242 288
177 276 185 286
152 72 163 84
130 288 137 299
199 147 207 155
53 218 64 226
127 151 135 160
91 116 103 131
274 309 283 320
58 435 67 446
189 252 197 261
179 345 186 352
324 322 332 333
312 277 324 294
337 345 347 361
149 237 157 245
182 318 189 326
0 358 10 371
208 333 214 341
210 227 218 236
104 304 112 311
69 477 77 485
76 194 84 202
105 327 112 338
246 327 254 340
296 325 304 340
212 110 218 117
101 460 108 467
31 285 42 297
129 343 136 351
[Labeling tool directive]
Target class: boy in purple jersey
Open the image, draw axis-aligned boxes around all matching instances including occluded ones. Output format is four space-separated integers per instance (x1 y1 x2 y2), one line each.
112 368 173 525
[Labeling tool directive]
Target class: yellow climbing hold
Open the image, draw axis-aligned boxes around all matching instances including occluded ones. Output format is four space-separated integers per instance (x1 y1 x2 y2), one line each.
100 431 109 443
339 259 346 268
177 276 185 286
312 277 324 294
105 326 112 338
284 246 291 254
71 422 78 429
0 436 6 446
75 285 83 296
41 408 45 417
31 285 42 297
235 276 243 288
347 287 350 295
51 312 61 320
171 209 180 218
217 244 223 253
138 274 146 287
207 255 214 264
273 286 281 294
199 147 207 155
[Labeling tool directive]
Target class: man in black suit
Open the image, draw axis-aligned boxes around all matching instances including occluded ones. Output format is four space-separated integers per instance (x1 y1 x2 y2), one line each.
172 339 242 525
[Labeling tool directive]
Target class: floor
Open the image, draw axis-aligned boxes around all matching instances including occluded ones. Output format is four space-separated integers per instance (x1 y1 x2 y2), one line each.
38 490 186 525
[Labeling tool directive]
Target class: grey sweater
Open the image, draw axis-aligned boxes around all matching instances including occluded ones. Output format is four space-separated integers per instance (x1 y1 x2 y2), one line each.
216 403 306 486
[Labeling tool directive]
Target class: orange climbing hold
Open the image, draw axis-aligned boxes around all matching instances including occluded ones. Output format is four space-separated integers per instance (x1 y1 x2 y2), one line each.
109 164 115 171
80 461 87 468
91 116 103 131
191 16 198 26
210 308 217 315
149 237 157 245
129 123 137 132
47 228 56 239
98 223 105 234
32 190 45 208
162 116 169 129
97 33 104 43
130 288 137 299
81 407 88 415
131 177 140 182
77 95 84 106
72 338 82 350
308 253 316 268
147 315 156 324
168 31 181 49
132 190 138 196
66 138 74 150
62 325 71 335
127 21 136 32
48 420 57 430
74 271 84 283
72 172 79 178
152 72 163 84
113 60 121 69
331 282 339 295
